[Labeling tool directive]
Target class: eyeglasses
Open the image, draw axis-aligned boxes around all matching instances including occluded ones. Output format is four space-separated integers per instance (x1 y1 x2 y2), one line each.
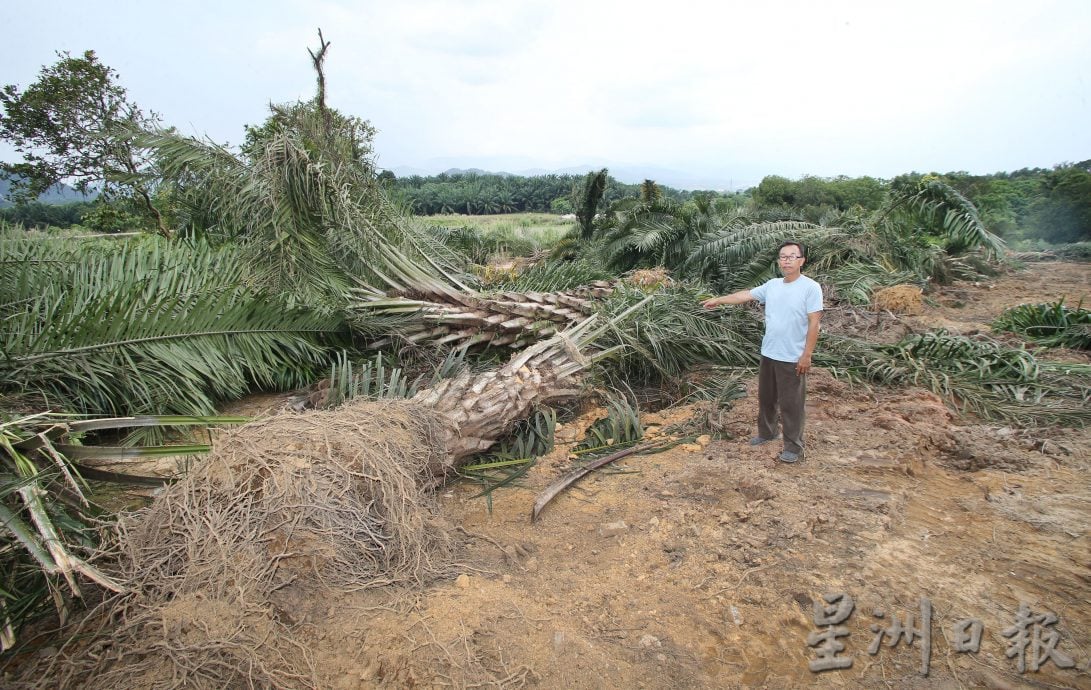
777 255 802 262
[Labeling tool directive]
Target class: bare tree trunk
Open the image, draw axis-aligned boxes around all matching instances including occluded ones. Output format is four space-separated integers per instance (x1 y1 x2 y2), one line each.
308 29 333 142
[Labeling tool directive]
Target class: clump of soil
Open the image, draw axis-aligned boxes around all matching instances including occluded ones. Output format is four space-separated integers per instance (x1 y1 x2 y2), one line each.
873 284 923 314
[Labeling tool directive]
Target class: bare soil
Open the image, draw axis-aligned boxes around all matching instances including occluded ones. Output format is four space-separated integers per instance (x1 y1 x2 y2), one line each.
17 263 1091 689
288 261 1090 689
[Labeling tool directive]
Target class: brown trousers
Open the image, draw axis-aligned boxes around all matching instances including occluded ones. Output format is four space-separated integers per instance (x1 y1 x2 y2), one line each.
757 356 807 455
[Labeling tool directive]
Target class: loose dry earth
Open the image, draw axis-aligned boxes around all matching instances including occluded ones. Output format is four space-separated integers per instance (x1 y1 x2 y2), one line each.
293 262 1091 689
13 262 1091 689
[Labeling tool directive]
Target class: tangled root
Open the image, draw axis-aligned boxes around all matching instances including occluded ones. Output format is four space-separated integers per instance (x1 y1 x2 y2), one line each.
34 399 454 689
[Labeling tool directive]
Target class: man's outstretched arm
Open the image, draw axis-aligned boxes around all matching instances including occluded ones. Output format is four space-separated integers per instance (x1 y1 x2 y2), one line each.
702 290 754 309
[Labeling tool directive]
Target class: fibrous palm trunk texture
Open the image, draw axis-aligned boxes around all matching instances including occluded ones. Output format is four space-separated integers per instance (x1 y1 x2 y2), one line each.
349 281 616 351
412 300 643 476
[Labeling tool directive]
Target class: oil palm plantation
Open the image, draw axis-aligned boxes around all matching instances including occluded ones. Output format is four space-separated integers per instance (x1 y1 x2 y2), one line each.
584 176 1004 303
3 36 1085 660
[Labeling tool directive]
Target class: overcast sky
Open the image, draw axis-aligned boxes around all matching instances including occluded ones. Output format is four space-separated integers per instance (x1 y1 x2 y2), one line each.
3 0 1090 190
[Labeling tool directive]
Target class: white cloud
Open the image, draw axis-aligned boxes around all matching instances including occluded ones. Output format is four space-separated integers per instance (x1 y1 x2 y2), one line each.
2 0 1090 188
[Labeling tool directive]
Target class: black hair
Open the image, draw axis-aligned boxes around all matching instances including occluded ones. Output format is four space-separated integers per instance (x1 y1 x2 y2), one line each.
778 240 806 258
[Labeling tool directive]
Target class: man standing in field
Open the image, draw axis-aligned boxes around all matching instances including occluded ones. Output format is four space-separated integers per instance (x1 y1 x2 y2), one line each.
702 241 823 463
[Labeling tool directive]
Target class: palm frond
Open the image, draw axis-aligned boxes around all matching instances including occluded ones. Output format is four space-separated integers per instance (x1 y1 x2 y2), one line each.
595 285 763 385
573 394 643 453
0 411 241 650
820 331 1091 426
459 406 557 507
887 179 1005 257
1 232 342 423
145 112 472 308
992 299 1091 350
687 220 825 291
822 262 921 305
317 351 421 408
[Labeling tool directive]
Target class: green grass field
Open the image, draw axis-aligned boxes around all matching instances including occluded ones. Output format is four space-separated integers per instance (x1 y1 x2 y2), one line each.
418 212 575 254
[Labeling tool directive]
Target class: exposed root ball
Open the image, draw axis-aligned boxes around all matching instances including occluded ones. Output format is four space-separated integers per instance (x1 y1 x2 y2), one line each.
37 400 453 689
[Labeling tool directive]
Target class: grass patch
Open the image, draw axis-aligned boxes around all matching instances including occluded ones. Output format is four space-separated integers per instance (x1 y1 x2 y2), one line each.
421 213 574 258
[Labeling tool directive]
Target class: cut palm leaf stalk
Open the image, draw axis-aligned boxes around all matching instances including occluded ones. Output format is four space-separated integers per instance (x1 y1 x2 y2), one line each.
531 439 680 522
14 415 248 451
18 415 250 488
1 419 128 640
347 283 612 351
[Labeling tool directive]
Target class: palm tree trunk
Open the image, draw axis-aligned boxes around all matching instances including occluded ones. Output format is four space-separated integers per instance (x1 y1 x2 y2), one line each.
409 297 649 478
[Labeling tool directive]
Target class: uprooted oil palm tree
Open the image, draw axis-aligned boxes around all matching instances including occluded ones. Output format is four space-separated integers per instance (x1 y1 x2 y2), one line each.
0 228 348 646
0 38 731 653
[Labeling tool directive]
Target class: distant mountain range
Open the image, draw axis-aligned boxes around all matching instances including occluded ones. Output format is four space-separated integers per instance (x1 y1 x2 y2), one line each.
386 163 752 192
0 177 96 207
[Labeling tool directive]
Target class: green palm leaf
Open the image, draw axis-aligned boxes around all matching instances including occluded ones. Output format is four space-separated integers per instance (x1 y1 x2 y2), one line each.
145 105 471 309
1 231 342 423
887 179 1005 257
820 331 1091 426
596 285 763 384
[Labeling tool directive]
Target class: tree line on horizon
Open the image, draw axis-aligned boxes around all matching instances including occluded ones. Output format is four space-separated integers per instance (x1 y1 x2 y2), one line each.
1 51 1087 246
381 164 1089 246
384 170 700 215
6 163 1089 245
0 45 1086 247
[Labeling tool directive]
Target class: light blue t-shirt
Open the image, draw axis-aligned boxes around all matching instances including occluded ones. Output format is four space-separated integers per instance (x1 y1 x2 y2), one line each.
749 275 823 363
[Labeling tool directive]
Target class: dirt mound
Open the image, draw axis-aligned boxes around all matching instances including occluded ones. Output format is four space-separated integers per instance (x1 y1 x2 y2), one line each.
873 284 923 314
626 267 674 289
28 400 454 689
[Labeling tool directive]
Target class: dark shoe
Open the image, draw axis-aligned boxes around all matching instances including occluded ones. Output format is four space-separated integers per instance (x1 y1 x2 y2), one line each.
778 450 801 463
749 435 779 446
